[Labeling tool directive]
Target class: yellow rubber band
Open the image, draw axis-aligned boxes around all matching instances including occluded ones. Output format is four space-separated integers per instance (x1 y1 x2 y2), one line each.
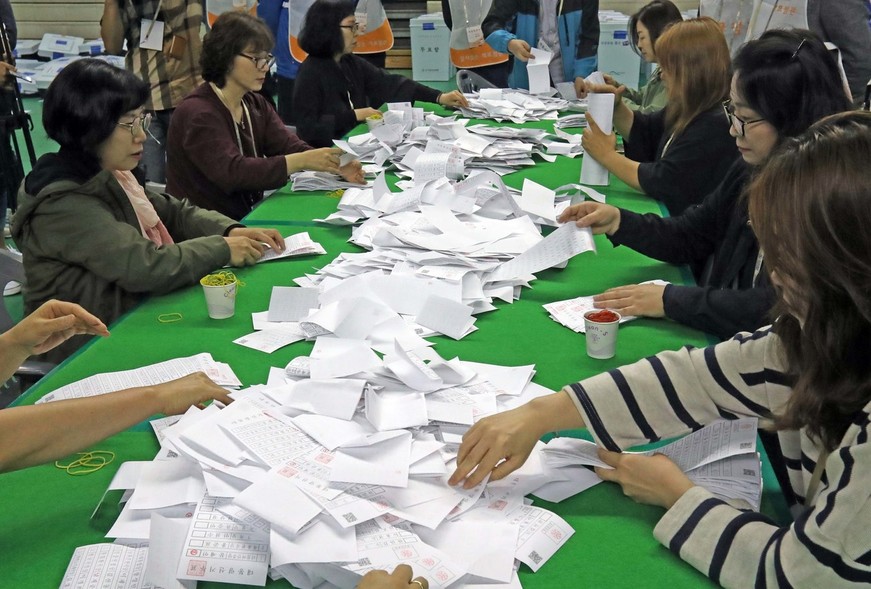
158 313 183 323
55 451 115 475
200 270 238 287
327 189 345 199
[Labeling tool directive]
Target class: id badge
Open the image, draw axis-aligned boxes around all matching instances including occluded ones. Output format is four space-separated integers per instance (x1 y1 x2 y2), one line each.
466 25 484 46
140 19 165 51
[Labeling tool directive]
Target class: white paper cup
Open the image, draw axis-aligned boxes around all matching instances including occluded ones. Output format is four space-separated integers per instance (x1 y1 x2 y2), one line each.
200 278 237 319
583 310 621 359
366 115 384 131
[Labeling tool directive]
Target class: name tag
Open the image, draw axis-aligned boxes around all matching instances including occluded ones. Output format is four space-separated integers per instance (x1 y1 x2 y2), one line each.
140 19 165 51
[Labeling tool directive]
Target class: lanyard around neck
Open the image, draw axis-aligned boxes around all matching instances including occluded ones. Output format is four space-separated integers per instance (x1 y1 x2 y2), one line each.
210 82 258 158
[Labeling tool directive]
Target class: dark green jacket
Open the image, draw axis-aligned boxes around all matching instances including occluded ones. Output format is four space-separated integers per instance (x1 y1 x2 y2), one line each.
12 150 238 361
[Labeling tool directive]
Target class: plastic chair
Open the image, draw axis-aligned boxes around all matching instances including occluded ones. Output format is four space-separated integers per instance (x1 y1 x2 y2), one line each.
0 249 53 391
456 69 498 94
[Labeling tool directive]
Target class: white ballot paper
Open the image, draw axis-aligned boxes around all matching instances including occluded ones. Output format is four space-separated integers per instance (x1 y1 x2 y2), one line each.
60 542 150 589
509 505 575 572
257 231 326 263
490 222 595 282
177 495 269 586
144 514 197 589
527 48 553 95
267 286 320 322
580 93 615 186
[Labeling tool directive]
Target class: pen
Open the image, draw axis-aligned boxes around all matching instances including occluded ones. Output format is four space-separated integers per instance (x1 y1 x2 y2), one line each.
9 70 34 84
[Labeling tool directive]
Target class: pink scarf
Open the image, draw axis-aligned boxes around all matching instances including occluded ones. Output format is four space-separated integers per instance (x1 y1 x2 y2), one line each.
112 170 174 246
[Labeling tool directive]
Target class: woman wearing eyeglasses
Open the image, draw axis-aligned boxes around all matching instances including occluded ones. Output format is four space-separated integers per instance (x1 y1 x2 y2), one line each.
11 58 286 362
581 17 738 216
558 29 851 341
165 11 364 221
292 0 469 149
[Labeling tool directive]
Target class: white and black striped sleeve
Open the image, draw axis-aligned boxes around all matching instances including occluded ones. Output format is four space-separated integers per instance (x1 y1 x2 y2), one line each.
654 415 871 587
563 328 792 451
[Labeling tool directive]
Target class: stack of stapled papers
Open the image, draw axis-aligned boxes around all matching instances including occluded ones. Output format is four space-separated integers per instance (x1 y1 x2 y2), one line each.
54 348 582 589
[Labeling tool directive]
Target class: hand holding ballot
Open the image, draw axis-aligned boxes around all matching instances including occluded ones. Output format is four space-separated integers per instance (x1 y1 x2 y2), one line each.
357 565 429 589
594 449 695 509
558 201 622 234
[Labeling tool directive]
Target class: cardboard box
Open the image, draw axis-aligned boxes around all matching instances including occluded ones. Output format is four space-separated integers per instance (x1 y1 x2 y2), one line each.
410 14 454 82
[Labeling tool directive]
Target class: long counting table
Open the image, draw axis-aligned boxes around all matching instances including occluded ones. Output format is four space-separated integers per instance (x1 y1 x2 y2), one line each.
1 111 788 588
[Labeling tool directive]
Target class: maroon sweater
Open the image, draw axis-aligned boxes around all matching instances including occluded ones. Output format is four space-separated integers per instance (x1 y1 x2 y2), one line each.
166 83 311 220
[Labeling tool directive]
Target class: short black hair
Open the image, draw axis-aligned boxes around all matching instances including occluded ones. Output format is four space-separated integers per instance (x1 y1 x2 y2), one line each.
202 11 274 86
734 29 852 138
43 58 148 156
629 0 683 57
299 0 355 59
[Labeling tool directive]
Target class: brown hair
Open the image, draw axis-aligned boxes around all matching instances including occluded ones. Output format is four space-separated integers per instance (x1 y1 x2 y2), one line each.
749 111 871 450
202 11 274 87
655 17 731 136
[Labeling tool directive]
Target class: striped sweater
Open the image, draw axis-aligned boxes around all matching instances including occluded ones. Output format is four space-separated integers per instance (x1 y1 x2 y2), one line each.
564 327 871 587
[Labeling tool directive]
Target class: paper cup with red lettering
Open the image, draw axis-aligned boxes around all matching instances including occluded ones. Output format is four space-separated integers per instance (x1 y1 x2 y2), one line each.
583 310 621 359
200 272 238 319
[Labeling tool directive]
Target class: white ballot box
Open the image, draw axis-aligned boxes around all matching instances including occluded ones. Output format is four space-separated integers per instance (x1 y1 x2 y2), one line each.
38 33 84 59
597 14 643 90
410 13 454 82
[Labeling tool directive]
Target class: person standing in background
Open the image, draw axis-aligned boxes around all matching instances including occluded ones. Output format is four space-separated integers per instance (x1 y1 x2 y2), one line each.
258 0 301 125
0 0 19 274
101 0 204 185
482 0 599 94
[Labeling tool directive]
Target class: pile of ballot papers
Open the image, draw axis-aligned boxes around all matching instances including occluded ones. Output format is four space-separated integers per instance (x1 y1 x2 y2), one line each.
458 89 571 123
54 348 589 589
53 344 762 588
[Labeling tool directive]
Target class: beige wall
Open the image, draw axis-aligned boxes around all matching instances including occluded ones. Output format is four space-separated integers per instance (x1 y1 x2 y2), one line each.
8 0 700 42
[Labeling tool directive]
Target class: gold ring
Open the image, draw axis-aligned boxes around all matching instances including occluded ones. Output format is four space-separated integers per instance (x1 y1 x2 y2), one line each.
410 579 427 589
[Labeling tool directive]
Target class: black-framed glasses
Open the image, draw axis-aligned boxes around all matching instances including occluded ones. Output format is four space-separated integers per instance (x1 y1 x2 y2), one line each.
340 23 362 33
722 100 765 136
238 52 276 69
116 112 151 137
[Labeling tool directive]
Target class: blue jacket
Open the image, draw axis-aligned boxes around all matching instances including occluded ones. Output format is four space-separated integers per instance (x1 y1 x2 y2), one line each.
483 0 599 89
257 0 300 80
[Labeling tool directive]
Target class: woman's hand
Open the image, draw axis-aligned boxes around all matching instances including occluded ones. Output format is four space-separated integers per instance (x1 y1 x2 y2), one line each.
593 283 666 318
595 449 695 509
4 300 109 356
223 236 264 266
357 565 428 589
558 202 621 235
287 147 343 175
227 227 285 253
0 61 15 82
585 81 626 105
438 90 469 109
339 159 365 184
449 392 584 489
581 114 618 162
153 372 235 415
507 39 533 61
355 107 382 122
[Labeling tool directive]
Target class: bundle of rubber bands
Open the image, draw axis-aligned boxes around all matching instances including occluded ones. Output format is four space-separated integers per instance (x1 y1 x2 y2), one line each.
55 451 115 475
199 270 239 287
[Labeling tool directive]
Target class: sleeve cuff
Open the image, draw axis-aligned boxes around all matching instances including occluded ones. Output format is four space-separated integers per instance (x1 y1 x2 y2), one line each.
223 223 245 236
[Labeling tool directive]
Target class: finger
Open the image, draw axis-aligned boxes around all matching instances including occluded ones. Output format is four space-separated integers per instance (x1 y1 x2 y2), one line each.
463 446 505 488
391 564 414 582
256 231 283 252
490 455 525 482
594 466 618 481
585 114 601 133
449 439 487 485
412 577 430 589
597 447 623 468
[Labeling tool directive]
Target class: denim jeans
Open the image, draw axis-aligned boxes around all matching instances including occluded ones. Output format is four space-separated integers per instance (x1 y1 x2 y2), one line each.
141 109 174 184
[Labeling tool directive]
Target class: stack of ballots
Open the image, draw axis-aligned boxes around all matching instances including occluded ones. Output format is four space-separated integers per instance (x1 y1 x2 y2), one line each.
541 418 763 509
55 345 582 589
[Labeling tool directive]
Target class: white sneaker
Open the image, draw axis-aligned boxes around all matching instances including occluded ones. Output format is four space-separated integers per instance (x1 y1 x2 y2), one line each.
3 280 21 296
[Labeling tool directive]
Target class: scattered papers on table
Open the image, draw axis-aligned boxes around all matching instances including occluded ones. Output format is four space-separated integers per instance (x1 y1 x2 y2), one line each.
57 348 585 589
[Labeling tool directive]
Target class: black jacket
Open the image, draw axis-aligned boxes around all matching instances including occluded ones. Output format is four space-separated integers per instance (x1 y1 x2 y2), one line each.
624 106 738 215
294 54 442 147
609 157 775 340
